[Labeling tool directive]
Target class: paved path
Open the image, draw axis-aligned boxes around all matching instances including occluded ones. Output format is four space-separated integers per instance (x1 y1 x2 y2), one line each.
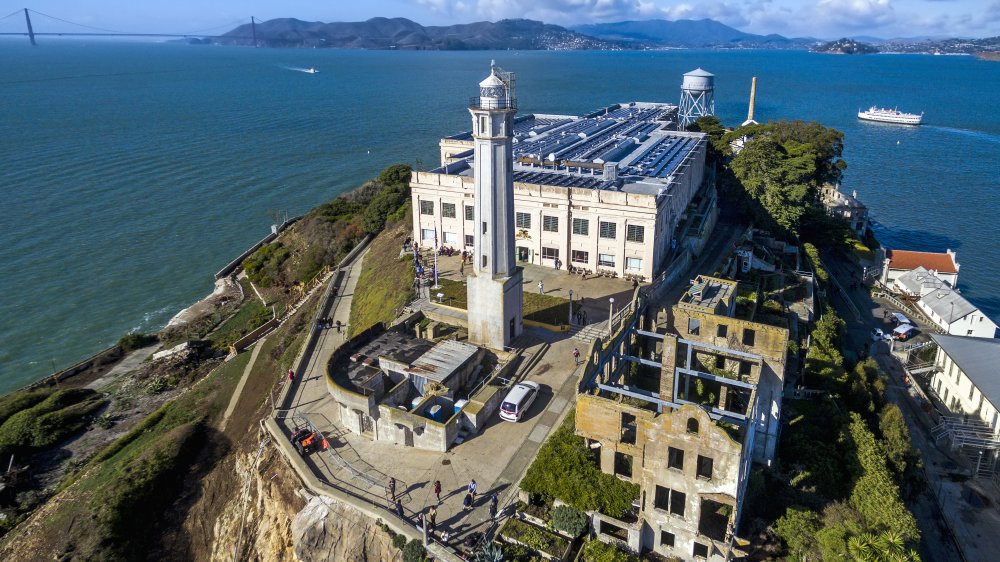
85 343 161 390
219 338 266 432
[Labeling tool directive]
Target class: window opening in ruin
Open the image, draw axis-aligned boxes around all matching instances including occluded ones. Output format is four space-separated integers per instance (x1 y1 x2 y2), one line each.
717 324 728 337
688 318 700 335
687 418 699 434
697 499 732 542
696 455 714 480
621 412 637 445
693 542 709 559
668 447 684 470
742 328 756 346
614 452 633 479
660 530 675 548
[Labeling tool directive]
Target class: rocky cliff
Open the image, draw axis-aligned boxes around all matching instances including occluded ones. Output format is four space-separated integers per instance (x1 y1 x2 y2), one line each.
207 443 400 562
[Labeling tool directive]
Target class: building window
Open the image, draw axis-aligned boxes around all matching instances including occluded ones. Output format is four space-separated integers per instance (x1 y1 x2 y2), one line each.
420 200 434 215
573 218 590 236
626 224 645 243
571 250 589 264
693 542 709 559
599 221 617 239
742 328 756 346
668 447 684 470
687 418 699 434
543 215 558 232
443 232 457 244
660 530 675 548
739 361 752 377
654 485 670 511
464 235 474 247
465 205 474 221
621 412 637 445
717 324 728 338
687 318 700 336
542 247 559 260
421 228 435 241
441 202 456 218
670 490 686 517
697 455 714 480
598 253 615 267
626 257 642 271
515 212 531 228
715 355 725 369
614 452 633 479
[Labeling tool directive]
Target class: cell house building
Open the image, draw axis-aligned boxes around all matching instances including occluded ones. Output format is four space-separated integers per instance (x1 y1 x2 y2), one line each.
410 79 710 285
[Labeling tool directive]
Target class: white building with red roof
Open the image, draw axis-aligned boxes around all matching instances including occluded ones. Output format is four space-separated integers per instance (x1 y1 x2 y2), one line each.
879 248 959 288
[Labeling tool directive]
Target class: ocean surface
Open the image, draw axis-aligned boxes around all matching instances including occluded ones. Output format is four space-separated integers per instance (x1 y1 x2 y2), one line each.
0 41 998 393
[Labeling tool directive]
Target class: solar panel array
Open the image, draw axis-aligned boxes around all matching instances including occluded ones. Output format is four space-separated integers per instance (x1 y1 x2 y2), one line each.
513 170 613 190
621 135 699 179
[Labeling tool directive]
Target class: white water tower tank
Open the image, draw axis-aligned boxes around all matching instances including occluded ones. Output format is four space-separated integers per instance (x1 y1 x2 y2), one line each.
678 68 715 128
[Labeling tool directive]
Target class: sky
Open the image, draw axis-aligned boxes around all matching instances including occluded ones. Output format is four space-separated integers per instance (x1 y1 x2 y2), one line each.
3 0 999 40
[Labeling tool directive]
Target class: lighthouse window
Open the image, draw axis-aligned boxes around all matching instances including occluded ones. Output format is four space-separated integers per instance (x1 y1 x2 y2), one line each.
482 222 488 234
482 255 488 268
480 116 488 134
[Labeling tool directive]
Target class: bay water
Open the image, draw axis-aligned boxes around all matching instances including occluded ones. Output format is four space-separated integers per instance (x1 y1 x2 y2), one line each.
1 41 997 393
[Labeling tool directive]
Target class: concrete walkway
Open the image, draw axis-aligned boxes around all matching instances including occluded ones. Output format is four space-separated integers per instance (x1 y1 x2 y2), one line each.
86 343 162 390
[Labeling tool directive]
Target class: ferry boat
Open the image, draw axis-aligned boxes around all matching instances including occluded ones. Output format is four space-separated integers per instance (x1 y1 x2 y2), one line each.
857 106 923 125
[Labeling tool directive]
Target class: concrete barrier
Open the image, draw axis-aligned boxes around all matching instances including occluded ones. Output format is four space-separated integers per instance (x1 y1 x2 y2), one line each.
214 217 302 280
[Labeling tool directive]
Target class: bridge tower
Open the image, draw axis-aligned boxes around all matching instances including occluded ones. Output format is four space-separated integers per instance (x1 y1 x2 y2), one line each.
250 16 257 48
24 9 36 46
678 68 715 128
466 61 523 350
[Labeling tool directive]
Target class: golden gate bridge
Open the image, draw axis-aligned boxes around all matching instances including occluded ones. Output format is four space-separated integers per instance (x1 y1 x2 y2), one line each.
0 8 257 46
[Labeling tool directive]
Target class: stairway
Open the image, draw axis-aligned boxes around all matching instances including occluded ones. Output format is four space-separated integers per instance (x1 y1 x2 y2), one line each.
570 321 608 344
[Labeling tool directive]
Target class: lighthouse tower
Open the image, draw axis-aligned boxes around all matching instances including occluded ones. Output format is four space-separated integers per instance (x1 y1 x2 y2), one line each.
466 62 523 350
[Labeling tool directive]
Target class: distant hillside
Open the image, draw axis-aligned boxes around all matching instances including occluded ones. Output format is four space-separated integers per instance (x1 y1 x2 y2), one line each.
571 18 813 48
812 38 879 54
220 17 627 50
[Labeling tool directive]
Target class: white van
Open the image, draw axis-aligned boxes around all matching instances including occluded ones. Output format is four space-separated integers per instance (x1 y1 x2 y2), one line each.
499 381 540 422
893 324 917 341
891 312 913 326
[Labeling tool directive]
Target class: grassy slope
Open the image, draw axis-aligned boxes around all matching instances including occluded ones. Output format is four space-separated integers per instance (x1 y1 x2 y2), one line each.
435 278 570 325
348 221 415 337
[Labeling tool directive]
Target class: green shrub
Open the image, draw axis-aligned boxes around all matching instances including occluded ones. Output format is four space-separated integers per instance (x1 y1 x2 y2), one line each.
550 505 588 536
243 242 290 287
0 389 54 427
117 332 157 352
402 538 427 562
0 389 104 449
500 518 569 557
579 539 638 562
392 533 407 550
378 163 412 186
520 411 639 519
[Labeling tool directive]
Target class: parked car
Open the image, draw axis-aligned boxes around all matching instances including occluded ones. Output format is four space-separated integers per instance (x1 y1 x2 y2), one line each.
893 324 918 341
499 381 540 422
891 312 913 326
870 328 890 342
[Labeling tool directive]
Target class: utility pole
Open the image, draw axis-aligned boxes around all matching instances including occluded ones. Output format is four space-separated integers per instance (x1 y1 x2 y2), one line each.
250 16 257 48
24 9 36 46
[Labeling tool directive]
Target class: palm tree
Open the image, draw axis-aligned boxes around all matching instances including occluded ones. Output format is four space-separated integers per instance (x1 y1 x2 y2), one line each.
847 531 920 562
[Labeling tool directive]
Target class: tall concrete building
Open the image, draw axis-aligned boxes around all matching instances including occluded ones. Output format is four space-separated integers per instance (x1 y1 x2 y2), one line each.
466 63 524 350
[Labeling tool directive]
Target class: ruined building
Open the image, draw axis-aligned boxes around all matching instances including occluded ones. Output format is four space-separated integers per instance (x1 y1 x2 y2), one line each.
576 275 788 560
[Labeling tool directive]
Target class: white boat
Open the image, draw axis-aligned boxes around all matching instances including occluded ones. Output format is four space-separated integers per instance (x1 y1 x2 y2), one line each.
857 106 922 125
303 67 318 74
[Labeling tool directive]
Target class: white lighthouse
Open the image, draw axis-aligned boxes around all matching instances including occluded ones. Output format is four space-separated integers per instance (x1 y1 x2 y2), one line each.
466 61 523 350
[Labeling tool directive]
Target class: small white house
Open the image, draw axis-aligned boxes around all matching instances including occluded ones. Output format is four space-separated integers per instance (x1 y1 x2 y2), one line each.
896 267 997 338
880 249 959 287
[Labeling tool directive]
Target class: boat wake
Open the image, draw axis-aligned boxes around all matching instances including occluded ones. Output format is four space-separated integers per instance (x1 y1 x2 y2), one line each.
282 66 320 74
924 125 1000 145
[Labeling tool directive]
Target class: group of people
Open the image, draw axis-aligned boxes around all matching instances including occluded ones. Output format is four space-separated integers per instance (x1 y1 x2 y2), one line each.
317 317 342 332
389 477 501 549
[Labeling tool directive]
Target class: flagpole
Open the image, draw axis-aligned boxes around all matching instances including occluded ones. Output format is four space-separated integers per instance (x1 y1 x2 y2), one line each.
432 228 440 289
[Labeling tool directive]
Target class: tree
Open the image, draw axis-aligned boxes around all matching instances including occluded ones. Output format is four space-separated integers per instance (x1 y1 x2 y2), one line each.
402 539 427 562
775 507 822 561
879 404 924 498
378 163 412 186
847 530 921 562
847 413 920 542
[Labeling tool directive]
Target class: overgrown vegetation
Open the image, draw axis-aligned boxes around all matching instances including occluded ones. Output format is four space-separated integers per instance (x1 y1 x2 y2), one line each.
550 505 589 537
116 331 158 352
0 388 106 452
579 539 640 562
241 163 412 293
751 306 924 560
521 411 639 519
499 518 570 558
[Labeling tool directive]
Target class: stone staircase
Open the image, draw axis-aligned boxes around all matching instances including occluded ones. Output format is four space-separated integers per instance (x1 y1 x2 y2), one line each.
570 321 608 344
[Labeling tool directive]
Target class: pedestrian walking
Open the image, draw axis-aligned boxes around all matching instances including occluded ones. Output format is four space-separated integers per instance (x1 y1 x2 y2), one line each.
335 319 342 333
489 493 498 520
440 530 450 543
395 499 404 519
573 347 581 365
287 369 295 382
538 281 544 295
459 260 465 277
388 477 396 501
433 480 442 503
468 479 477 499
428 505 437 526
463 493 473 511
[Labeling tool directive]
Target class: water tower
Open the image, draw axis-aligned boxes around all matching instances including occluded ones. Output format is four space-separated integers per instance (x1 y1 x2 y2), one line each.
678 68 715 128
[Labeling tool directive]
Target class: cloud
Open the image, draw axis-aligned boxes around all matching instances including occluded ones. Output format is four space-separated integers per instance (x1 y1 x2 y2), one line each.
814 0 895 28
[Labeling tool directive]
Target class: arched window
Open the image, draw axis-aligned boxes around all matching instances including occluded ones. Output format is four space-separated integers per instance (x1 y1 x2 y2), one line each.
687 417 699 434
